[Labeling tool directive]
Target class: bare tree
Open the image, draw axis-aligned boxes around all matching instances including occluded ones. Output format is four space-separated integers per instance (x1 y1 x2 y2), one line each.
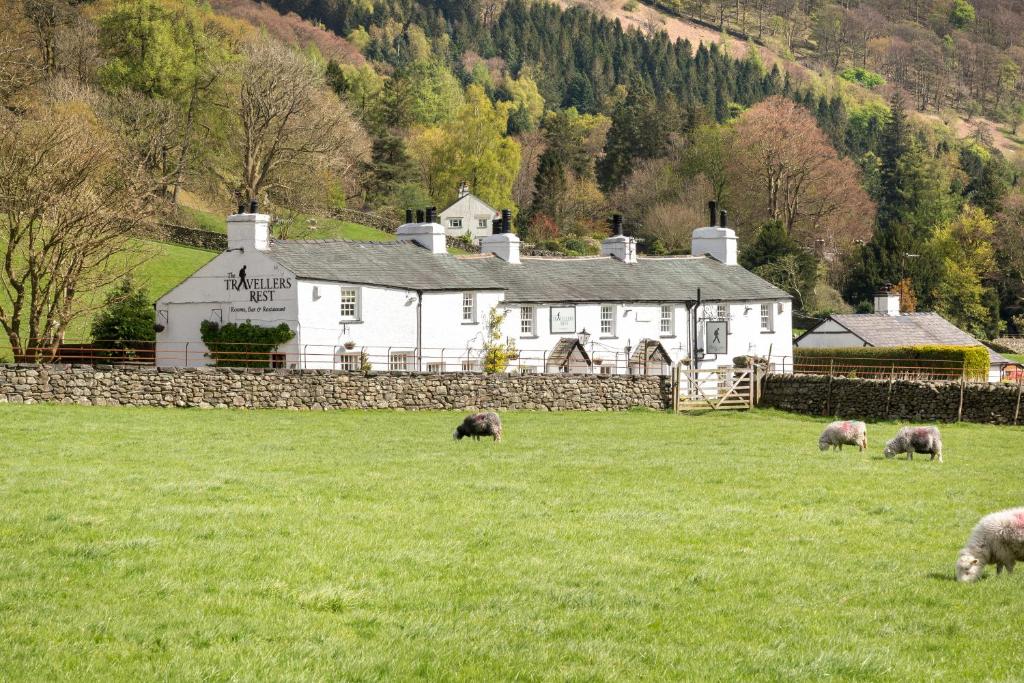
0 105 148 360
232 40 370 207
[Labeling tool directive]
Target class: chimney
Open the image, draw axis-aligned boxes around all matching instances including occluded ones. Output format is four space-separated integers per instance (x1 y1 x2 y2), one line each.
601 214 637 264
405 208 414 224
480 208 520 263
874 285 901 316
227 207 270 252
691 204 737 265
397 209 447 254
457 181 470 199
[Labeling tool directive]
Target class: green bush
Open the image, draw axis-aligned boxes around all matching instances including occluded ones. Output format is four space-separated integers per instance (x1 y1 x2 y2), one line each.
200 321 295 368
839 67 886 89
794 345 990 381
90 278 155 356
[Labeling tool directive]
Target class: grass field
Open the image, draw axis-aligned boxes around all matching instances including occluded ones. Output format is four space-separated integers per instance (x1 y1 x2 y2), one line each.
181 206 395 242
1 406 1022 680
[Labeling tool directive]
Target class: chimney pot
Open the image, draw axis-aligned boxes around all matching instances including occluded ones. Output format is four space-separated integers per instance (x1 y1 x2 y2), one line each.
249 200 258 213
416 209 425 223
708 200 718 227
501 209 512 234
426 206 437 223
405 209 414 224
613 214 624 236
237 204 245 215
719 209 727 228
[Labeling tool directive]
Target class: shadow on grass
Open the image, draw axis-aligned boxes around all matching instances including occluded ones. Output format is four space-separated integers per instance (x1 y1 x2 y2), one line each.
925 571 957 582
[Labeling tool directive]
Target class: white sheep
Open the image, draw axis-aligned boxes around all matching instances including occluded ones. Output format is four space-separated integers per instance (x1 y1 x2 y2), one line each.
956 507 1024 582
818 420 868 452
884 426 943 462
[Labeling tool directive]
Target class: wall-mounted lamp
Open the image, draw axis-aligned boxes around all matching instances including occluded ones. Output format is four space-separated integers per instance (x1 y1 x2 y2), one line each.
578 328 591 345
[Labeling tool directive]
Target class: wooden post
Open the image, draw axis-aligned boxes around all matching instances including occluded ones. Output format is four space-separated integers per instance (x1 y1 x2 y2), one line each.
957 371 966 423
1011 374 1019 428
885 372 895 420
825 358 835 416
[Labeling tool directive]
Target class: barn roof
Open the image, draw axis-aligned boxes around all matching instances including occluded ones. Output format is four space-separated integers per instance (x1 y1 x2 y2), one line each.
800 312 1009 366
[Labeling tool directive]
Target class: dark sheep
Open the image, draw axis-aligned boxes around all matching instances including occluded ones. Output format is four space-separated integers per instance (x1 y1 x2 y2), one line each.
454 412 502 442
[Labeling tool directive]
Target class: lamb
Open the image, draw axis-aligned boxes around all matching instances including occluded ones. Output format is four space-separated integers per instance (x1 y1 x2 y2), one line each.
884 426 943 462
818 420 868 452
453 412 502 442
955 507 1024 582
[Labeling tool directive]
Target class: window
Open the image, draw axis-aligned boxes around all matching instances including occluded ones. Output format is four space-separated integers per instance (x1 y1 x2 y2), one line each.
461 360 480 373
760 303 773 332
717 303 728 319
448 218 463 229
462 293 476 323
600 365 613 375
336 352 361 371
426 363 444 373
270 353 286 369
521 306 535 336
660 304 674 335
518 366 536 375
478 219 488 230
390 352 414 371
600 304 615 336
339 288 359 321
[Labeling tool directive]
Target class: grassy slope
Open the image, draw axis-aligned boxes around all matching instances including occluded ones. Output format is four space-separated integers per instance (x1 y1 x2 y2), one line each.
181 207 395 242
1 407 1022 680
0 241 215 361
1006 353 1024 364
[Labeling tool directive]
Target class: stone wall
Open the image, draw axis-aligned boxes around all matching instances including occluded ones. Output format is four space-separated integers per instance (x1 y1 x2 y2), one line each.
155 223 226 251
761 374 1024 425
993 337 1024 354
0 364 671 411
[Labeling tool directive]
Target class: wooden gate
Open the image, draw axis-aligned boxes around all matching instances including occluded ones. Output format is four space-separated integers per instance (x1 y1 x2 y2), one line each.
672 365 759 411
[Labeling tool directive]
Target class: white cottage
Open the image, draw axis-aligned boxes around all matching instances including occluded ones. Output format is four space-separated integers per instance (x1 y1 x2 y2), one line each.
155 209 793 374
438 183 498 242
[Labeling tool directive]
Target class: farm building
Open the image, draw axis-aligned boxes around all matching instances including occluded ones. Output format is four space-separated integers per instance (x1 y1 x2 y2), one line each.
794 288 1013 382
438 183 498 243
154 207 793 373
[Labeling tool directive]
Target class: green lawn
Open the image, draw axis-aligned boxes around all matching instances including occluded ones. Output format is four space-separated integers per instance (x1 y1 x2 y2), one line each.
1 406 1022 680
1006 353 1024 364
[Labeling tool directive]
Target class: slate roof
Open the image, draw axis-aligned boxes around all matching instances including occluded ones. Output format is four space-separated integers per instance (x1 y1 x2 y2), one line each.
264 241 789 302
630 339 672 365
459 254 789 303
805 312 1010 366
268 240 503 291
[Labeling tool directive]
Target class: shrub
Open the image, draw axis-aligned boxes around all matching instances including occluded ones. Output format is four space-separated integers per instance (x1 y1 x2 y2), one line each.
794 345 990 381
200 321 295 367
90 278 155 355
482 307 518 374
839 67 886 89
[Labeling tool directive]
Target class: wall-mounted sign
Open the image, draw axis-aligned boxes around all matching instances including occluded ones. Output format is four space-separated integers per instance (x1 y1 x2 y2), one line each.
550 306 576 334
705 320 728 354
223 265 293 303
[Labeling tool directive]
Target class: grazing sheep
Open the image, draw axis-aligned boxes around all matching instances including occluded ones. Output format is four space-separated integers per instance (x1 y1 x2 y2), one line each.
884 426 943 462
818 420 868 452
453 412 502 442
956 508 1024 582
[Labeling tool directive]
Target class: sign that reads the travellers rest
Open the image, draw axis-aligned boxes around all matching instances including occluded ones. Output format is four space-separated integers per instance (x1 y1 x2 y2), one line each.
224 265 293 303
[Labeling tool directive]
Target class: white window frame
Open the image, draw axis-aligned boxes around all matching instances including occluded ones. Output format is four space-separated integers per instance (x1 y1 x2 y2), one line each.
760 303 773 333
448 218 463 229
336 352 361 371
390 352 414 371
461 360 481 373
521 306 535 336
339 287 360 321
600 304 616 337
717 303 728 319
660 304 674 335
599 365 613 375
426 363 444 373
477 218 488 230
462 292 476 323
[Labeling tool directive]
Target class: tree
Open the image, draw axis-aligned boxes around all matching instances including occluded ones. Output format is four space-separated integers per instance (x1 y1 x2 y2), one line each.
930 205 1000 338
727 97 874 252
232 39 370 207
90 278 155 353
741 221 818 310
0 104 148 360
597 80 667 191
482 306 517 373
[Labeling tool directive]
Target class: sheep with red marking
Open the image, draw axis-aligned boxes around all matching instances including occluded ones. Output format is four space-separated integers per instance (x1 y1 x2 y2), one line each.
956 508 1024 582
453 412 502 442
884 426 943 462
818 420 868 452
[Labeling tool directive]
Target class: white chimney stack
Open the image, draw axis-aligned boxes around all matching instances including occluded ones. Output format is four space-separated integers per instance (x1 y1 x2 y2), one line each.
874 286 901 316
691 201 737 266
227 205 270 252
601 214 638 264
480 209 520 264
396 206 447 254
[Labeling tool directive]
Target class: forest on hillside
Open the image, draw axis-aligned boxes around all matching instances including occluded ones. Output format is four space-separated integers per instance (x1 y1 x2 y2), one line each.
2 0 1024 359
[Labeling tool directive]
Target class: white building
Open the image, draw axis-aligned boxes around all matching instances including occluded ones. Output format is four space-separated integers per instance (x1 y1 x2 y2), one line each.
795 288 1012 382
155 209 793 374
438 183 498 243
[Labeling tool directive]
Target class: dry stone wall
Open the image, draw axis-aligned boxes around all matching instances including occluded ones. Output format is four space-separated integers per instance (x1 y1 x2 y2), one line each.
0 364 671 411
762 374 1024 425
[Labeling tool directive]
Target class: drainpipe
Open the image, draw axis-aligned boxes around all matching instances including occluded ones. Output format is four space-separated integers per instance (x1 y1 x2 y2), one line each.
416 290 423 371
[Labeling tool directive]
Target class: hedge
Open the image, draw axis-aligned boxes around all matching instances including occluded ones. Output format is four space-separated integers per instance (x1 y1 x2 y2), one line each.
200 321 295 368
794 345 990 381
